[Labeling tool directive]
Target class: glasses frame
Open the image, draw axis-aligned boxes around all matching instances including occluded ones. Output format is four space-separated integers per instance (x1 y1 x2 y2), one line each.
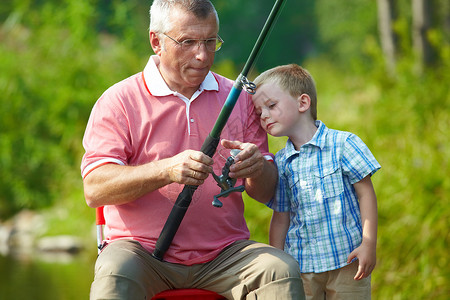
162 33 224 52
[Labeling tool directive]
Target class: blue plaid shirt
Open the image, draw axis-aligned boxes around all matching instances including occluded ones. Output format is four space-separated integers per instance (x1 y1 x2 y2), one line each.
267 121 381 273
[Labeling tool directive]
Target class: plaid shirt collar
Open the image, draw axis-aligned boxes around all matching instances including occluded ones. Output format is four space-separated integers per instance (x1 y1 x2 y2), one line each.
284 120 328 158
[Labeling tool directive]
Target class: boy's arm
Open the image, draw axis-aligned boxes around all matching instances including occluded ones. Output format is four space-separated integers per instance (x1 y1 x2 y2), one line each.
348 175 378 280
269 211 290 249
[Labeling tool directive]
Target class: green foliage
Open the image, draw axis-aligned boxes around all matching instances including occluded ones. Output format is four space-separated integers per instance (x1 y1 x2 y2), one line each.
1 1 449 298
245 13 449 296
0 1 147 218
362 53 449 299
216 0 318 69
246 54 449 298
300 40 449 298
315 0 378 69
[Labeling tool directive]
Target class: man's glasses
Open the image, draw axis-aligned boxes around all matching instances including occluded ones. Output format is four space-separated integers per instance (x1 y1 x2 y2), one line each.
162 33 224 52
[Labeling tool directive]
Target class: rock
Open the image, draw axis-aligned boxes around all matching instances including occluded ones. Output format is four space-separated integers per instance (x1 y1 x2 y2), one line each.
0 210 85 260
9 210 46 250
37 235 84 254
0 224 13 255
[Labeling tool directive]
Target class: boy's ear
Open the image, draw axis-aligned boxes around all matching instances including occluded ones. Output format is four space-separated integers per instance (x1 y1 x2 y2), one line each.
297 94 311 113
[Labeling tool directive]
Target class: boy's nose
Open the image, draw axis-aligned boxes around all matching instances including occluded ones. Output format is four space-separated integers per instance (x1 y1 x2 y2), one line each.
260 109 270 120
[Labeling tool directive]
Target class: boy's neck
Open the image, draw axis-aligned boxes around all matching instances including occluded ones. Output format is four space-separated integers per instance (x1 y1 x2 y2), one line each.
289 120 318 151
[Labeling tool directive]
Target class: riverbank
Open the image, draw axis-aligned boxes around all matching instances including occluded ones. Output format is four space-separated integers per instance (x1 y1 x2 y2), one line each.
0 209 90 261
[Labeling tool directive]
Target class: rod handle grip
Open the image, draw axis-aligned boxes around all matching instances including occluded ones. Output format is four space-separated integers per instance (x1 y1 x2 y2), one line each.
152 185 196 260
96 206 105 226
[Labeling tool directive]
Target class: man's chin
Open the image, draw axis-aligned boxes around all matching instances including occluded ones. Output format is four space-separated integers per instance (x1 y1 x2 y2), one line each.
189 67 209 77
186 75 207 86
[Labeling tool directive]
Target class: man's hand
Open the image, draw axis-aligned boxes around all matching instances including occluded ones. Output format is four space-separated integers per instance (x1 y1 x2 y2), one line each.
220 139 277 203
168 150 214 186
220 139 265 179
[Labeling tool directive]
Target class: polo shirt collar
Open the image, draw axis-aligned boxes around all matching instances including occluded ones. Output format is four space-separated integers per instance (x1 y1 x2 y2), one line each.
284 120 328 157
143 55 219 97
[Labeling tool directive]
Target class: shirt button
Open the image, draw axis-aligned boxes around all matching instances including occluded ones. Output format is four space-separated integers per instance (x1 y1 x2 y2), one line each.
190 118 194 123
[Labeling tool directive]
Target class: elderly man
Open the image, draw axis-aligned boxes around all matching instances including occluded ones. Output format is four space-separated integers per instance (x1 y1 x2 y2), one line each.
81 0 304 299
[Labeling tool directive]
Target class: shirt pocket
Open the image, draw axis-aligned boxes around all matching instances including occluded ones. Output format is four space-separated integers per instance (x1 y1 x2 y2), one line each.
313 165 344 199
285 170 313 209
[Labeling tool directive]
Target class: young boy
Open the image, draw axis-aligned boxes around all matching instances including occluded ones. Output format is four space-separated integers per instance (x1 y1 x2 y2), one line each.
252 64 381 299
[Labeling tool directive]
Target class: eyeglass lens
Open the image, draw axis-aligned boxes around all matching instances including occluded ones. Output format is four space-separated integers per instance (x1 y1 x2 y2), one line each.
163 33 223 52
181 39 222 52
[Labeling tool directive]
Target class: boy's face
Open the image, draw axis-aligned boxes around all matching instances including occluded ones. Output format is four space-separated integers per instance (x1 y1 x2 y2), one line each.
252 82 301 137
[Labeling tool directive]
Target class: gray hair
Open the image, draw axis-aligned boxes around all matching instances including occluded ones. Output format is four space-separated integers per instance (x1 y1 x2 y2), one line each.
149 0 219 33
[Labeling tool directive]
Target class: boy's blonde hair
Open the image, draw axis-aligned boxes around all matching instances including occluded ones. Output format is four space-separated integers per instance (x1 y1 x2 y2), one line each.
253 64 317 120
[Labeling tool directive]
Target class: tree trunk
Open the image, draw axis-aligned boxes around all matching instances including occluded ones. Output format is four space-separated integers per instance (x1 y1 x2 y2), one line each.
377 0 397 75
412 0 433 73
442 0 450 38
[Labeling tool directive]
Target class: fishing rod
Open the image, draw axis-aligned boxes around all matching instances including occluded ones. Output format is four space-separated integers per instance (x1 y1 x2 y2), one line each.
152 0 286 261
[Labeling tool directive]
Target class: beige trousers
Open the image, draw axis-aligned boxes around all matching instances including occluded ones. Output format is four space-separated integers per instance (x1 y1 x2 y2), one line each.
301 261 371 300
90 239 305 300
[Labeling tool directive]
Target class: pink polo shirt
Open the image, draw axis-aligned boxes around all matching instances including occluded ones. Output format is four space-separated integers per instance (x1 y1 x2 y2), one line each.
81 56 271 265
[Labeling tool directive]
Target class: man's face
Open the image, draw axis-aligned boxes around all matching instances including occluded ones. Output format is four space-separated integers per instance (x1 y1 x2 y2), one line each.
152 8 218 98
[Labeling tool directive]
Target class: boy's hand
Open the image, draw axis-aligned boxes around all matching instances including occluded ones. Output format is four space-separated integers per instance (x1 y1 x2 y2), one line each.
347 242 376 280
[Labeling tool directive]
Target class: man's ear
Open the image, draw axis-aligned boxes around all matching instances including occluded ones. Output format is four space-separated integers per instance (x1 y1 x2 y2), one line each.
297 94 311 113
149 31 162 55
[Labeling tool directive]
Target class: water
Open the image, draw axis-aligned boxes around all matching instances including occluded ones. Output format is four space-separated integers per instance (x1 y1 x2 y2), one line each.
0 252 95 299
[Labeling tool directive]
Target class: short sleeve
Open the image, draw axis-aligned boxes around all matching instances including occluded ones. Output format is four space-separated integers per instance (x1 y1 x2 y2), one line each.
80 87 131 178
266 152 291 212
342 134 381 184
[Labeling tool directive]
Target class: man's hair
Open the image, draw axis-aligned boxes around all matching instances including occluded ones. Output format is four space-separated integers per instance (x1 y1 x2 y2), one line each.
150 0 219 33
254 64 318 120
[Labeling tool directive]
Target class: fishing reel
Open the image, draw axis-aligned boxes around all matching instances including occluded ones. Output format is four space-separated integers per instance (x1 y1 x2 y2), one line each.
211 149 245 208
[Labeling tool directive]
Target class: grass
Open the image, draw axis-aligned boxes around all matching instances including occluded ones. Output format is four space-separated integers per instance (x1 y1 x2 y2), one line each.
244 58 450 299
39 57 449 299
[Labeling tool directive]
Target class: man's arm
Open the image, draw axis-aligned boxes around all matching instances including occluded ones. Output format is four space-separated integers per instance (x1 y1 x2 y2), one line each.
83 150 214 208
269 211 290 249
347 175 378 280
220 139 277 204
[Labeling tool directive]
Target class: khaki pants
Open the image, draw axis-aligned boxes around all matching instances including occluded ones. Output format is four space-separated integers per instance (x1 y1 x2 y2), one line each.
301 261 371 300
90 239 305 300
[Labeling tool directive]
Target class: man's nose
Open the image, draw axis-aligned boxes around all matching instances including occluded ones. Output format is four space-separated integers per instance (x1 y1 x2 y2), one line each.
195 42 211 60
